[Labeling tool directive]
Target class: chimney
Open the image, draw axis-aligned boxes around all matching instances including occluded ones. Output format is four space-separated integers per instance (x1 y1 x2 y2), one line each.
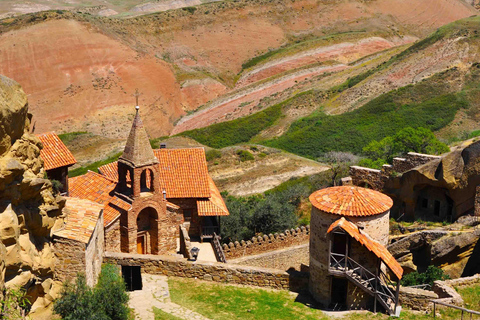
160 143 167 149
162 189 167 200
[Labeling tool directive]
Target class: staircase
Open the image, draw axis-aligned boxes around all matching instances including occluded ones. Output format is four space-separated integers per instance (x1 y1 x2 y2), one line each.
212 233 227 263
329 253 400 316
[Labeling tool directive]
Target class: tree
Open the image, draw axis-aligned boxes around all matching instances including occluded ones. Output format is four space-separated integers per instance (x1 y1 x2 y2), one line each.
362 127 449 168
94 264 130 320
54 265 129 320
319 151 360 186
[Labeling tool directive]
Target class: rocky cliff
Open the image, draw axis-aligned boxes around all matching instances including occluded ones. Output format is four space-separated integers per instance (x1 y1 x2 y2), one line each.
0 75 64 318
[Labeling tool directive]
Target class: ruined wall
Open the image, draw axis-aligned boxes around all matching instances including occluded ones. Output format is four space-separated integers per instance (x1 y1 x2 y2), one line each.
223 226 309 259
104 251 309 292
229 244 309 271
349 166 384 190
53 238 86 283
85 212 104 287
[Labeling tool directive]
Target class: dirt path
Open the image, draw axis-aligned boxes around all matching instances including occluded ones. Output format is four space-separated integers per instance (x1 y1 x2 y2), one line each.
129 274 211 320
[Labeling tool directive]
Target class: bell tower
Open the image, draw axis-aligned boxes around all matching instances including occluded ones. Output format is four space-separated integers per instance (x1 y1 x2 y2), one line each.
117 104 166 254
117 105 161 199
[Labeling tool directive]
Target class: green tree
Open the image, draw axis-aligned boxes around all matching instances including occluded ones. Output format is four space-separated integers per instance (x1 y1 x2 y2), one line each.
53 275 107 320
95 264 130 320
362 127 449 168
54 265 129 320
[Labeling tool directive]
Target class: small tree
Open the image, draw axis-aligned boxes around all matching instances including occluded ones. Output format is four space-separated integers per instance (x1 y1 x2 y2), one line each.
319 151 360 186
0 287 30 320
54 265 129 320
95 264 129 320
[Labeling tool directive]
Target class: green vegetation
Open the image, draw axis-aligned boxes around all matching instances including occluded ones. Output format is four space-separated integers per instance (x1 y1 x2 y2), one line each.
221 170 335 242
236 150 254 162
265 84 466 159
54 264 130 320
69 152 122 177
205 149 222 161
168 278 328 320
401 266 450 286
153 308 183 320
0 287 30 320
178 99 284 148
58 131 89 145
359 127 449 169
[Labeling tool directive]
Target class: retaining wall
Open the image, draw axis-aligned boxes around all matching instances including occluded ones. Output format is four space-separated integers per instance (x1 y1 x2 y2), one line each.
104 251 309 292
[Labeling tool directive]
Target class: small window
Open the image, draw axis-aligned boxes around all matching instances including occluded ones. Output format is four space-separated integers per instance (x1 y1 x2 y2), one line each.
422 198 428 208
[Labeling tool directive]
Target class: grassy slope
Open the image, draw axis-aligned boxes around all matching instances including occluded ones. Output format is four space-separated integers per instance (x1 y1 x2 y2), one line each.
168 277 480 320
175 16 480 158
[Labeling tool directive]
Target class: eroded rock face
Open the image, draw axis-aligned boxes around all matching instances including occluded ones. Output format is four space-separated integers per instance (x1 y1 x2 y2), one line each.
0 75 64 318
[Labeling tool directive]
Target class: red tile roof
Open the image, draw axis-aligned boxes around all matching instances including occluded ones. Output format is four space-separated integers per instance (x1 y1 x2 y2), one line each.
53 197 103 244
309 186 393 217
98 148 211 198
328 218 403 279
37 132 76 170
197 176 229 216
69 171 131 227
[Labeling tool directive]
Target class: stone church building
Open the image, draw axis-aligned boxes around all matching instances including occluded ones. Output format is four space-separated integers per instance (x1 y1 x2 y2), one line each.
41 107 229 256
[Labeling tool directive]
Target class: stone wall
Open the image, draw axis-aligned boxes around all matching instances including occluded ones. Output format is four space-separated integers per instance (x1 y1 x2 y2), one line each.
349 166 384 191
105 219 121 252
475 186 480 216
53 238 86 283
229 244 309 271
399 287 438 311
179 225 193 260
223 226 309 260
103 251 309 292
85 212 104 287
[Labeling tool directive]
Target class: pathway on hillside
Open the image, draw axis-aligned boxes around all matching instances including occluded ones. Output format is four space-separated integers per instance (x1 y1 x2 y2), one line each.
129 274 211 320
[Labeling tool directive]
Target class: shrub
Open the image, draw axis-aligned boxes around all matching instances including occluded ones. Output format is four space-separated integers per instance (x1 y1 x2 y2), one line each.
205 149 222 161
0 287 30 319
401 265 450 286
51 179 64 194
237 150 254 162
54 264 129 320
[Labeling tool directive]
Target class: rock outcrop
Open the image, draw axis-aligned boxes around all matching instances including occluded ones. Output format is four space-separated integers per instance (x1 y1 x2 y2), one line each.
0 75 65 318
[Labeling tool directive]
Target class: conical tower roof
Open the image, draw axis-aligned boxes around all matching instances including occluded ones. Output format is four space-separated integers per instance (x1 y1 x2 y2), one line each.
119 106 158 167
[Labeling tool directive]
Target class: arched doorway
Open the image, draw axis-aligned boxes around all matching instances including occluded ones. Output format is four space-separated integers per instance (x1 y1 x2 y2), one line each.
136 207 159 254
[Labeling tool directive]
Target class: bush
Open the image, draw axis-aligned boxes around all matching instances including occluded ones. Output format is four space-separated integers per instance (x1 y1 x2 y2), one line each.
236 150 254 162
205 149 222 161
401 265 450 286
0 287 30 319
54 264 129 320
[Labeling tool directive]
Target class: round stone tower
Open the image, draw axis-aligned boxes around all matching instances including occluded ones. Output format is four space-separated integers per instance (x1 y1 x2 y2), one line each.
308 185 393 308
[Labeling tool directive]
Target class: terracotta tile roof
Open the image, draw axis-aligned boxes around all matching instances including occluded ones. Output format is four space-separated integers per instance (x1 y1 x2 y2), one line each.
328 218 403 279
69 171 130 227
98 148 211 198
309 186 393 217
53 197 103 244
197 176 229 216
36 132 76 170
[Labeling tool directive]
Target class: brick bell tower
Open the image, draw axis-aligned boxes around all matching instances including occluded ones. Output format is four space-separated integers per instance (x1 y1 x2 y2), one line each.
117 105 166 254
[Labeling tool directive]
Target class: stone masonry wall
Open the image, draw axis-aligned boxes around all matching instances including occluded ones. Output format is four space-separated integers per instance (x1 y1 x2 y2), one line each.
105 219 121 252
104 251 309 292
229 244 309 271
53 238 86 283
223 226 309 260
349 166 384 191
85 212 104 287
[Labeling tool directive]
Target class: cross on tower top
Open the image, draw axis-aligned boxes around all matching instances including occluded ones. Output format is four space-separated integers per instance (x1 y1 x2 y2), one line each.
133 89 142 108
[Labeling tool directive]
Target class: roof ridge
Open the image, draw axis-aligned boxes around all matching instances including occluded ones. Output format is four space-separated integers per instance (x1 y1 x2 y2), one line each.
85 170 118 184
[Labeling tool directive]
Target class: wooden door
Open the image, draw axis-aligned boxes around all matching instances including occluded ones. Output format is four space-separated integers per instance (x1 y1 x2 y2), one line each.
137 236 145 254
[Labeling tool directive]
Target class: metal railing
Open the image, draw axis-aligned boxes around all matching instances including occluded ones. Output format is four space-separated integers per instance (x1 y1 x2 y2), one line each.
329 253 397 315
431 300 480 319
212 233 227 263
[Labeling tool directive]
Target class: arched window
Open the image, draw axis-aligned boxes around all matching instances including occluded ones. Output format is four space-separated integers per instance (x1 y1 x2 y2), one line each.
140 168 155 192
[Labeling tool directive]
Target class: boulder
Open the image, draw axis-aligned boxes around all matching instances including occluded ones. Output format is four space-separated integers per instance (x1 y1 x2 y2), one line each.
397 253 417 274
0 75 28 157
388 230 447 258
431 230 479 263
